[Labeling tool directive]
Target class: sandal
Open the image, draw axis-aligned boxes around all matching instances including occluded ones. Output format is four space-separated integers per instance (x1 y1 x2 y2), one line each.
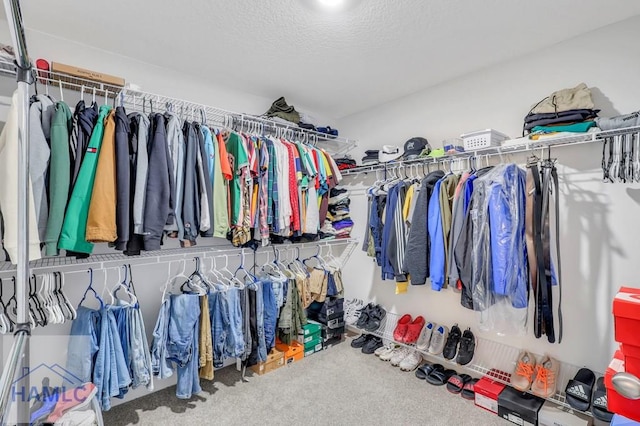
447 374 472 394
363 305 386 332
415 362 435 380
403 316 425 344
565 367 595 411
426 366 457 386
591 377 613 422
461 378 479 400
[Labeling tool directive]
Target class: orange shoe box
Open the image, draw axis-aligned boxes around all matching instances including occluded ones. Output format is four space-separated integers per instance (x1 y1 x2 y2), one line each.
275 340 304 365
614 287 640 376
605 350 640 422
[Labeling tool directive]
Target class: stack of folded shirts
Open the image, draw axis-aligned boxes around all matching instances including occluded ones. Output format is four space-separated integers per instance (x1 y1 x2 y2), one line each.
524 83 599 136
361 150 379 165
322 187 352 239
335 157 357 170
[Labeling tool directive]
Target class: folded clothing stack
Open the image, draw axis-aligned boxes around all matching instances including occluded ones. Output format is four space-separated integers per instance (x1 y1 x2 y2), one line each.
524 83 599 135
264 96 300 124
361 150 379 165
335 157 357 170
320 187 353 239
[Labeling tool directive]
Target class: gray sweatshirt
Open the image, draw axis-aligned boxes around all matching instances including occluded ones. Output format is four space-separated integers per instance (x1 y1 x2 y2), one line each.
132 114 150 235
29 95 54 243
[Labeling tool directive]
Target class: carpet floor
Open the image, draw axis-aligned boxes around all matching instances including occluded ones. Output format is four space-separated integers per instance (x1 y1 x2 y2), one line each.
104 339 509 425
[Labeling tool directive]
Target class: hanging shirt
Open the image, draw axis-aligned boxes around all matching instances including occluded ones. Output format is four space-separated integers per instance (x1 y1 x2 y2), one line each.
212 131 230 238
226 132 249 226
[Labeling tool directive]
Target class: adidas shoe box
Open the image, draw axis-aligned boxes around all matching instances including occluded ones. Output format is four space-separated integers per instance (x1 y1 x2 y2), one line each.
474 375 507 414
498 386 544 426
538 401 592 426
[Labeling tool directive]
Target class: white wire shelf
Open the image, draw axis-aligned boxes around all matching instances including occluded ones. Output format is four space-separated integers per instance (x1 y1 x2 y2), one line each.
341 125 640 176
118 88 358 157
0 238 358 275
349 311 599 416
0 56 124 96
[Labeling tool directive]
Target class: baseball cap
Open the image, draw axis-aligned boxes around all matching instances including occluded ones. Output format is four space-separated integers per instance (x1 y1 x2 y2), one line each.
378 145 402 162
401 137 430 160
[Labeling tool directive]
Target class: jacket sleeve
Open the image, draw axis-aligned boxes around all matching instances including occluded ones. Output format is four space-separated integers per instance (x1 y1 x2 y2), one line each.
114 107 131 250
404 180 429 285
428 183 445 291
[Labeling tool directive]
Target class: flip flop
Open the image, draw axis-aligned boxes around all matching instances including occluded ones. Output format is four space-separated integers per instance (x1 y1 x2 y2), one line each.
461 378 479 400
591 377 613 422
447 374 472 394
426 367 457 386
565 368 596 411
415 362 435 380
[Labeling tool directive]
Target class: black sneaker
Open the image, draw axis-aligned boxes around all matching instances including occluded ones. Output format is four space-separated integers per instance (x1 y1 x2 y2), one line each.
356 303 375 329
442 324 461 360
362 336 383 354
351 334 371 348
456 328 476 366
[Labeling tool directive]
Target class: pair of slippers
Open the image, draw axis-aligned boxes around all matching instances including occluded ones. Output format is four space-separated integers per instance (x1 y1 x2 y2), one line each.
414 362 478 399
565 368 612 422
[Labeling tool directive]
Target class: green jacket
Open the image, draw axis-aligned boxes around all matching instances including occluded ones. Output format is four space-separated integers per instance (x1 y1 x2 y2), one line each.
58 105 111 254
44 101 72 256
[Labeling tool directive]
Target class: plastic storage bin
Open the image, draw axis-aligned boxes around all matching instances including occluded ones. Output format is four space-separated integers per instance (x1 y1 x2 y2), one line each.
461 129 509 151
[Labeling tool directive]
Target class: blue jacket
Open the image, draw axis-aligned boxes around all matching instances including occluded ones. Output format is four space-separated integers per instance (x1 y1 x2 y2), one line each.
428 179 445 290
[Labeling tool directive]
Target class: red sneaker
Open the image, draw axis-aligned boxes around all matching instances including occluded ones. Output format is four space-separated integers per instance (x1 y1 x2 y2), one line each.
46 382 97 423
393 314 412 342
403 316 426 344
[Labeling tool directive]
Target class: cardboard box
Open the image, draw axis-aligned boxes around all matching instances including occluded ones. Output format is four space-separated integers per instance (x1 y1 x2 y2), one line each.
614 287 640 347
605 350 640 422
51 62 125 87
323 335 345 350
275 340 304 365
303 322 322 337
303 331 321 344
498 386 544 426
322 325 345 341
611 414 640 426
304 343 323 357
475 376 507 414
304 335 322 351
538 401 593 426
250 348 284 376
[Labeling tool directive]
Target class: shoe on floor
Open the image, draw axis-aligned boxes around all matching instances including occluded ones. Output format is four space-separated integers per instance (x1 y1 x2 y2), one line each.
375 342 399 357
428 325 449 355
416 322 434 351
351 334 372 348
380 345 403 362
362 336 384 355
399 351 423 371
511 350 536 391
403 316 425 344
531 356 560 398
393 314 412 342
46 383 97 423
442 324 461 360
390 347 412 366
456 328 476 366
363 304 386 332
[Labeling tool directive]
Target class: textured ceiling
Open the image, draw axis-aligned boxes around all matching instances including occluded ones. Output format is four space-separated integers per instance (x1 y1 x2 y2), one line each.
12 0 640 118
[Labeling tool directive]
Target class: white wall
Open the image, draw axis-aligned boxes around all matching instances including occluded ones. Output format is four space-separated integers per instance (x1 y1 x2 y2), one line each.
338 15 640 374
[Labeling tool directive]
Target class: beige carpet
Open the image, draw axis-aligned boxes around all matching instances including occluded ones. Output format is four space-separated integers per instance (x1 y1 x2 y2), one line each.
104 339 508 425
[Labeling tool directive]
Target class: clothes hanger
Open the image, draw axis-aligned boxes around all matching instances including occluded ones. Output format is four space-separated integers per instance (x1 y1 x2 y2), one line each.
235 249 257 285
206 257 229 291
219 255 245 289
57 80 64 102
29 275 47 327
182 257 208 294
78 268 105 309
54 272 76 321
92 87 96 105
0 278 11 334
111 264 138 307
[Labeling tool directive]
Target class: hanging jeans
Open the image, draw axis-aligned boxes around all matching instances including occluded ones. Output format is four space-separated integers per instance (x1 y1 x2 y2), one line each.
94 308 131 410
111 305 131 399
66 306 100 385
150 298 173 379
262 281 278 352
166 294 201 399
129 306 153 390
210 291 228 368
225 288 245 360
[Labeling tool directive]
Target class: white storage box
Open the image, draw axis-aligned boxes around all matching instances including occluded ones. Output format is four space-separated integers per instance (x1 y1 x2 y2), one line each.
461 129 510 151
538 401 593 426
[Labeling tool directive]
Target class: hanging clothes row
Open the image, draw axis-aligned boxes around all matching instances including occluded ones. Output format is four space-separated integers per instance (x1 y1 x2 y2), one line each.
150 247 344 399
65 266 153 411
0 95 349 263
362 158 562 342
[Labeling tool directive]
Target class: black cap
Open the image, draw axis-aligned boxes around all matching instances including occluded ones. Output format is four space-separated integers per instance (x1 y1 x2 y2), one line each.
401 137 430 159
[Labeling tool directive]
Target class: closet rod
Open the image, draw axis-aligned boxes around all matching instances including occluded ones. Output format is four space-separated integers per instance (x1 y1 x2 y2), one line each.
117 88 358 155
0 239 358 276
343 125 640 176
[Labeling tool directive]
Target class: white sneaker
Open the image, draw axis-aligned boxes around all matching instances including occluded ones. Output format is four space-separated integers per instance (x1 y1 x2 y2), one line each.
428 325 449 355
390 347 412 366
345 299 364 325
416 322 434 351
399 351 423 371
380 346 404 362
375 342 399 357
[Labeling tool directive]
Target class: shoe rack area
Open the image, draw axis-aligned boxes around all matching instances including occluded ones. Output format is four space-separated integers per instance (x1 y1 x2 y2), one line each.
348 311 600 416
